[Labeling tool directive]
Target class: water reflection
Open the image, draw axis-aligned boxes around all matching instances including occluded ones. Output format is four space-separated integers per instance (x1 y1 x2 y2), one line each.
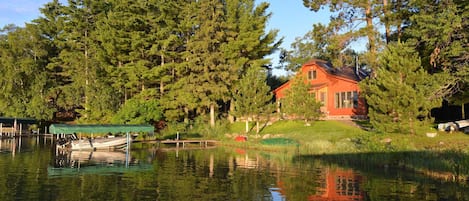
0 135 53 155
54 150 130 168
0 138 19 154
50 149 152 177
234 148 259 169
294 152 469 201
308 167 364 201
1 137 469 201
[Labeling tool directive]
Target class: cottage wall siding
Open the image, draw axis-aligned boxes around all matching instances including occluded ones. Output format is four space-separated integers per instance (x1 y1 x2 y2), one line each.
273 59 367 119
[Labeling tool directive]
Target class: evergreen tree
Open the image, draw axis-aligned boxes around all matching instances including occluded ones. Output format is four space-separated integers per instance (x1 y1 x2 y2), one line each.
407 0 469 100
359 42 446 134
223 0 280 123
184 0 229 127
282 75 322 122
48 0 119 122
159 0 199 122
32 0 68 117
184 0 280 127
233 66 273 134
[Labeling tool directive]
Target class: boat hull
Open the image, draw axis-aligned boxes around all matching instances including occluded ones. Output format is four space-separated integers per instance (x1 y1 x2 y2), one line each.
64 137 130 150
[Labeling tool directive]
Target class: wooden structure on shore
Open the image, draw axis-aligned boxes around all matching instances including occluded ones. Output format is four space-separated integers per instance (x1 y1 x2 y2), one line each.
0 117 36 137
141 139 218 149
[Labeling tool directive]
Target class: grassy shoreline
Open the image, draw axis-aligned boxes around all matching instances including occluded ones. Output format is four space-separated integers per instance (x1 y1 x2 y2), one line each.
221 120 469 154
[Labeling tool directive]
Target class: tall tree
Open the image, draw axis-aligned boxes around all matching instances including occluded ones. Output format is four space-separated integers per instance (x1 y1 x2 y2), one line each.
159 0 199 122
359 42 447 134
233 66 273 134
184 0 281 127
185 0 230 127
50 0 118 122
223 0 281 122
303 0 383 69
280 23 357 72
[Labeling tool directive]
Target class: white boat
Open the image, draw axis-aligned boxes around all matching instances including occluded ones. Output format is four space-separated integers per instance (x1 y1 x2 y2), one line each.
65 137 130 150
50 124 154 150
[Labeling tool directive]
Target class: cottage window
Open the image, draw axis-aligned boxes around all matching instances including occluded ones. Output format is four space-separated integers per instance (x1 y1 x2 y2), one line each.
320 92 326 105
308 70 317 80
353 91 358 108
334 91 358 109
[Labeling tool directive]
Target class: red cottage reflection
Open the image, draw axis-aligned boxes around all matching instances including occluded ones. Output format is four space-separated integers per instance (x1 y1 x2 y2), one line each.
309 168 365 201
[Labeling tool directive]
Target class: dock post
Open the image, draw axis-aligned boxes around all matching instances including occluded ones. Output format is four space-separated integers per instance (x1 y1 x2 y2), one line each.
125 132 130 168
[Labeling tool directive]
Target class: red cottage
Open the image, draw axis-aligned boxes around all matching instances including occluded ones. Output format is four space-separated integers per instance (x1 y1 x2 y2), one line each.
273 59 367 119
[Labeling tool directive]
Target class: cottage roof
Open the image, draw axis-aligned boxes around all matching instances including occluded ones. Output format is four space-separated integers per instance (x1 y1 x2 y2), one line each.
304 59 367 82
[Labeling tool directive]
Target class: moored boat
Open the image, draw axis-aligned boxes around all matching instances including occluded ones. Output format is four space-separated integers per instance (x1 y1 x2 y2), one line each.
50 124 154 150
61 136 130 150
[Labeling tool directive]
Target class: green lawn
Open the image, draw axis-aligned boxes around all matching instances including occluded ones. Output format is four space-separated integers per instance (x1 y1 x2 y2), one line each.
224 120 469 154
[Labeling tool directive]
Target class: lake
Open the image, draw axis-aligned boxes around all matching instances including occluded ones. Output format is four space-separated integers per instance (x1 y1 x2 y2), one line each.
0 137 468 201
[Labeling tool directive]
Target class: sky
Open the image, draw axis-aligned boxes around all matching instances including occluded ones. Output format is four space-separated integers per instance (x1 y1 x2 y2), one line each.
0 0 332 76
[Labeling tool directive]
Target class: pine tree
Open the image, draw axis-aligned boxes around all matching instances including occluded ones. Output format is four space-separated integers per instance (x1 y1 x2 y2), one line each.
360 42 446 134
157 0 199 122
52 0 118 122
233 66 273 134
282 75 322 122
182 0 281 127
407 0 468 100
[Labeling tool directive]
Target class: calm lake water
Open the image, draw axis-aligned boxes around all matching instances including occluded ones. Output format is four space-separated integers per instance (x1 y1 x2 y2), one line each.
0 137 468 201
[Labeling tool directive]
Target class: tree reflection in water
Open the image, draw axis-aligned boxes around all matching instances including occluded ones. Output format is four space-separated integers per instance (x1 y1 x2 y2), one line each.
0 138 469 201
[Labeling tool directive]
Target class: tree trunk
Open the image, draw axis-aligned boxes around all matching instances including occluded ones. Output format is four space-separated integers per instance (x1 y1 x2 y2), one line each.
210 103 215 127
462 103 466 119
84 29 89 118
184 107 189 124
365 1 376 55
245 119 249 133
228 100 235 123
365 0 378 71
256 120 260 134
396 0 402 42
383 0 390 43
160 80 164 95
160 54 165 95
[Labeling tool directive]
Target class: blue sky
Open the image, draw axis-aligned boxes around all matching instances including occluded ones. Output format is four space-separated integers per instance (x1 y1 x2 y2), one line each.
0 0 332 76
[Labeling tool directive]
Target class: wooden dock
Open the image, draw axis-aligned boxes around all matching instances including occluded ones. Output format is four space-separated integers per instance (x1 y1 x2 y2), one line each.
138 139 218 149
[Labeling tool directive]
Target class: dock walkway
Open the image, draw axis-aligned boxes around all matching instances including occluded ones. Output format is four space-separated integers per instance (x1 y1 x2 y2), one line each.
137 139 218 149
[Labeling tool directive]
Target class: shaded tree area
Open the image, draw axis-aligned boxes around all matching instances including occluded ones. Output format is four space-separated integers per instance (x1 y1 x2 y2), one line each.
0 0 281 128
